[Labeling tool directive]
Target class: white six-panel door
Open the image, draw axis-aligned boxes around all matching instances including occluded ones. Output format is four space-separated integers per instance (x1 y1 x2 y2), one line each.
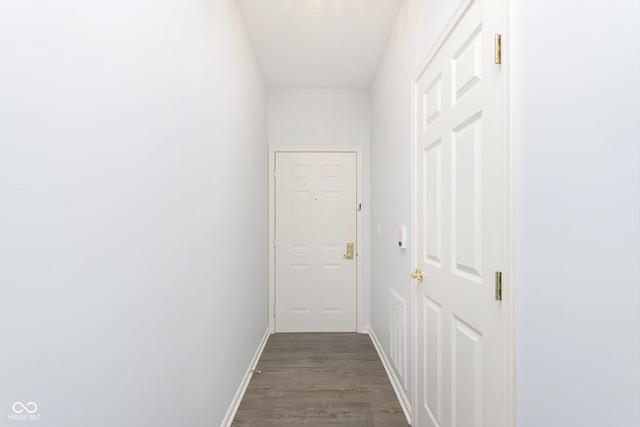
275 152 357 332
413 1 509 426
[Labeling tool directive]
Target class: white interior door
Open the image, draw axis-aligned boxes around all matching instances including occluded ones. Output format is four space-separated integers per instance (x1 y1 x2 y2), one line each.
413 1 509 426
275 152 357 332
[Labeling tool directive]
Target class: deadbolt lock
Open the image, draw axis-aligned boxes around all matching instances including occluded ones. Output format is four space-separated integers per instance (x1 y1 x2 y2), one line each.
344 243 354 259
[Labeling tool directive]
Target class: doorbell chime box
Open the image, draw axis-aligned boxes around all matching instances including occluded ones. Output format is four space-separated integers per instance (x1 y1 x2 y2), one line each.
398 226 407 249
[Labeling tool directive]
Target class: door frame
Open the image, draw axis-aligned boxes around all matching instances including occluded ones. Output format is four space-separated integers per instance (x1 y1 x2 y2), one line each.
268 146 364 334
409 0 516 424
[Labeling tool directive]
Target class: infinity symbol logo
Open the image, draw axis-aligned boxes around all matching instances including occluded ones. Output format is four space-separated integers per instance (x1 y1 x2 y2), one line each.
12 402 38 414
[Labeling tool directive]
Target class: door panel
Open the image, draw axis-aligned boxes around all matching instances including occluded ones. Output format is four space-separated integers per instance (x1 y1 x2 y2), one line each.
414 1 508 426
424 141 442 267
275 152 357 332
424 296 442 424
452 115 482 282
451 315 482 427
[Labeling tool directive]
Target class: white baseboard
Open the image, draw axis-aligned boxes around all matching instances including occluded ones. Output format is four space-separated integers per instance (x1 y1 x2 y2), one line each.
368 327 412 425
220 328 270 427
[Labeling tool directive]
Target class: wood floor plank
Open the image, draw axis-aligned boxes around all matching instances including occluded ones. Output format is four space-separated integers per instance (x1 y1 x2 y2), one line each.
232 333 409 426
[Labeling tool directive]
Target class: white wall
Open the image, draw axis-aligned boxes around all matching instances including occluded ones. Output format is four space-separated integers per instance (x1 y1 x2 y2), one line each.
369 0 460 403
268 89 371 325
0 1 268 426
371 0 640 424
269 89 371 149
511 1 640 425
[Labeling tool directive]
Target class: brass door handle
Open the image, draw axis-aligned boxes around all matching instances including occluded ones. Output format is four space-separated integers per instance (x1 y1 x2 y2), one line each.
411 268 425 282
344 243 354 259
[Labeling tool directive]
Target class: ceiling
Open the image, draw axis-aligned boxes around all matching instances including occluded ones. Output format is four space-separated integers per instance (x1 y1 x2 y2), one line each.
235 0 403 89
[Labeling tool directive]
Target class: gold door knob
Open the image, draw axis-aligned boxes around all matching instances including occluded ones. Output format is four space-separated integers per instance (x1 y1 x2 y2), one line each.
411 268 425 282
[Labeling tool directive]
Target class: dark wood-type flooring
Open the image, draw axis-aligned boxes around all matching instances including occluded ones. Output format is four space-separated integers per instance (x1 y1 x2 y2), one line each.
231 332 410 426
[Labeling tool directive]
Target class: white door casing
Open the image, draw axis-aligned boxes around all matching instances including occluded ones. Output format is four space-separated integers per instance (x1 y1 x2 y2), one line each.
272 150 360 332
412 1 511 426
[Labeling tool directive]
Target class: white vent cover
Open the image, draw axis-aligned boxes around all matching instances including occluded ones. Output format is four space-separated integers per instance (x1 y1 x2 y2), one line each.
389 288 407 390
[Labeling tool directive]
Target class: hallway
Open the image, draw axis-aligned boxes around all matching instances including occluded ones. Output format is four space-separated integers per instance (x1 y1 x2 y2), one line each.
232 333 408 426
0 1 638 426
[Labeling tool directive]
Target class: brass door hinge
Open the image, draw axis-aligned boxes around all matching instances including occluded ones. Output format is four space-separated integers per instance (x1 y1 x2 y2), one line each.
495 271 503 301
495 34 502 64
